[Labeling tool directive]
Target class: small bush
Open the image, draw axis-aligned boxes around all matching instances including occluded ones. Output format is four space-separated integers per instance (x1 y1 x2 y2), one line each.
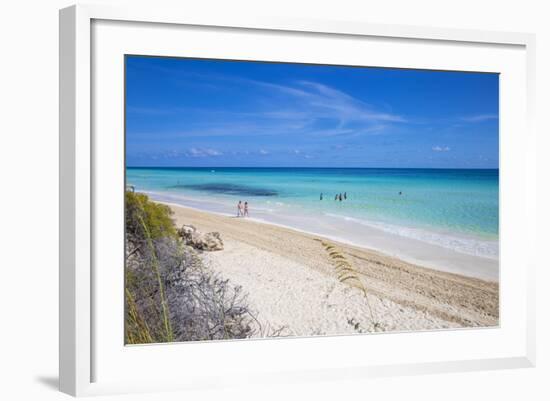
125 191 176 242
125 191 257 344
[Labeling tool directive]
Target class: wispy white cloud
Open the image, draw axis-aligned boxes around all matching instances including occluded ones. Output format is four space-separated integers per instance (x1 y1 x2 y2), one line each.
129 75 406 140
432 145 451 152
187 147 223 157
289 149 314 159
461 114 498 123
259 149 270 155
296 80 405 124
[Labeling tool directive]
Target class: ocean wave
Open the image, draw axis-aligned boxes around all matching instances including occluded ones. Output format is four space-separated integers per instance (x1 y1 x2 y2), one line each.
324 213 498 260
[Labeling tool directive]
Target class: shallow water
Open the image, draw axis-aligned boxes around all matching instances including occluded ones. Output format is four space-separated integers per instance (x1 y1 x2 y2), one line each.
127 167 499 261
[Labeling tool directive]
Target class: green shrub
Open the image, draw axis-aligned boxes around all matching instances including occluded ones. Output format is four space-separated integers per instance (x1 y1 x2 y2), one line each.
124 190 265 344
125 191 176 242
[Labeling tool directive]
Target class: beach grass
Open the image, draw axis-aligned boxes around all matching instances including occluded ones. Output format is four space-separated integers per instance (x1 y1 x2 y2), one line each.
125 191 175 344
318 239 380 330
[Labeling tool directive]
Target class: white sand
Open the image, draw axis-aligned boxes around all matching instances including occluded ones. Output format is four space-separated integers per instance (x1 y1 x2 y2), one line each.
202 240 460 336
166 202 499 336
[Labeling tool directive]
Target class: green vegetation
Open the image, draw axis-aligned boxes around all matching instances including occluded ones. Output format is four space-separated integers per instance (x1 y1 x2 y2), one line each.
125 191 257 344
125 191 176 241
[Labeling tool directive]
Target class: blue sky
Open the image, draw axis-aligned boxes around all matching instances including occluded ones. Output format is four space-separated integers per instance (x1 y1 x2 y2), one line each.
126 56 499 168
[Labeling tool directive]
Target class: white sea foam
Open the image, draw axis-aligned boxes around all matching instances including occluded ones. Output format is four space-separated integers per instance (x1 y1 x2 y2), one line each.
324 213 498 260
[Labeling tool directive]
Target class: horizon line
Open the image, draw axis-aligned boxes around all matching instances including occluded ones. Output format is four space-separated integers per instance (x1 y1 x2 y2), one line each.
126 166 499 170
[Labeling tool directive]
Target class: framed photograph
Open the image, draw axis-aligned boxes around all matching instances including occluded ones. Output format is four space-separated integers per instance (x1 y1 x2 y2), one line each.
59 4 536 396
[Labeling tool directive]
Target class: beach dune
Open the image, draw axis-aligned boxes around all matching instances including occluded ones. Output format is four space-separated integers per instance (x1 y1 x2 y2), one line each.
165 202 499 336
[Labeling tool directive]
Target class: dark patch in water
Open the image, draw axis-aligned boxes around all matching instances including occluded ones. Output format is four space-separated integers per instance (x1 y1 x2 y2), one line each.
170 183 278 197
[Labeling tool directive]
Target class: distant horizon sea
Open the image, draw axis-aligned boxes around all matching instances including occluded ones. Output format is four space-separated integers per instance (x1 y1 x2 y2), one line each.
126 167 499 260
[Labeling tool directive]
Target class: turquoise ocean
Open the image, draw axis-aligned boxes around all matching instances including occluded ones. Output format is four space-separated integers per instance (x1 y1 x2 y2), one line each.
126 167 499 260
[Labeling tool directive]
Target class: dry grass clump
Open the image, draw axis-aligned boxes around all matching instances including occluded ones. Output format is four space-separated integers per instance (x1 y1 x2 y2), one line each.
317 239 381 331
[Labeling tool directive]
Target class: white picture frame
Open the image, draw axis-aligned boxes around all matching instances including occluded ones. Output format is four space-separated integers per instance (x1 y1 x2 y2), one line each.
59 3 536 397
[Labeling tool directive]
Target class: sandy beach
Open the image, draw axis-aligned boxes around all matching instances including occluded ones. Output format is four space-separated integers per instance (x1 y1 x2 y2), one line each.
163 202 499 336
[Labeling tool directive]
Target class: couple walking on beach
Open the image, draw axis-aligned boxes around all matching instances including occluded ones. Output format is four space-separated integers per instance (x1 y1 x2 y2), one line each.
237 200 249 217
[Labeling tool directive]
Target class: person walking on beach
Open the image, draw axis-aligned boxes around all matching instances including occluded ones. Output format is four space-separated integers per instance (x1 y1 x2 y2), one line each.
244 201 249 217
237 200 243 217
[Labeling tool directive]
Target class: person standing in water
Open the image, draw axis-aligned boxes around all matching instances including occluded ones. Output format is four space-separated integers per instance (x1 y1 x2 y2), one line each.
244 201 249 217
320 193 323 200
335 194 338 200
339 193 342 201
344 192 347 200
237 200 243 217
